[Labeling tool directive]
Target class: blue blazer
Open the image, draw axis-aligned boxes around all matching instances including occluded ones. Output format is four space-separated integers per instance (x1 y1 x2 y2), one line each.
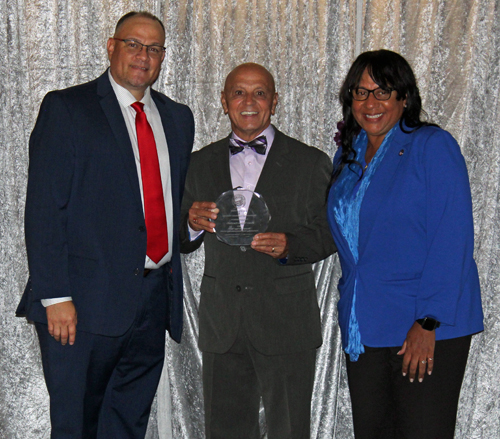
327 124 484 348
17 71 194 342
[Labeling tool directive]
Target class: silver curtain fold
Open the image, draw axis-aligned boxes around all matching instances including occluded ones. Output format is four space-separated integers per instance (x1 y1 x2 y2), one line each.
1 1 499 438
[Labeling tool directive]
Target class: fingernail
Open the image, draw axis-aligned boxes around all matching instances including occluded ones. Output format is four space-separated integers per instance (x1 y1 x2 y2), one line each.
428 371 432 375
402 372 406 376
419 378 423 383
410 378 414 383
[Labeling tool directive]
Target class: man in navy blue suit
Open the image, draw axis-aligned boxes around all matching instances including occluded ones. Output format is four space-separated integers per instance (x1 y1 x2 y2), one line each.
16 11 194 438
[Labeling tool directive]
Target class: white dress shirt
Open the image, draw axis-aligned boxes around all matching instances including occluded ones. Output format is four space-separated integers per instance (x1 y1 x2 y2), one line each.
42 71 173 306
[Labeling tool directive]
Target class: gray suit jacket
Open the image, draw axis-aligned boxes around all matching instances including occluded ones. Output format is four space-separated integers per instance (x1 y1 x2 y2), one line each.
180 128 335 355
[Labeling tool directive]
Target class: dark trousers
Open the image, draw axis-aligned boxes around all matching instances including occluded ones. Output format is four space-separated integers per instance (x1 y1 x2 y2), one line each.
203 319 317 439
345 335 472 439
36 266 169 439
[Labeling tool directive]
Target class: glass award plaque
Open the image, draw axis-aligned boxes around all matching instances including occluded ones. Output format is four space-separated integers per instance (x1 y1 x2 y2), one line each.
214 189 271 246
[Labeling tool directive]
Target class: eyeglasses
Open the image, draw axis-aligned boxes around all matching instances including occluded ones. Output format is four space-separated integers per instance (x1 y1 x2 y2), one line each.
351 87 395 101
112 38 166 59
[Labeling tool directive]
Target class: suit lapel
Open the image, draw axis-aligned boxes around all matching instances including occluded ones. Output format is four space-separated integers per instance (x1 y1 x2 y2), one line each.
254 128 291 193
97 72 142 205
208 136 234 197
357 127 413 259
254 128 291 231
152 91 182 218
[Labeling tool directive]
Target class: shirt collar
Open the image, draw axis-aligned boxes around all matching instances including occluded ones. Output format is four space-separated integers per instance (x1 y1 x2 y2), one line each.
231 124 275 147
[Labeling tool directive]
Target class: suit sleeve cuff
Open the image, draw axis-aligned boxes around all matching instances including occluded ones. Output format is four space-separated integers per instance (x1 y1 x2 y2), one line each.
41 297 73 307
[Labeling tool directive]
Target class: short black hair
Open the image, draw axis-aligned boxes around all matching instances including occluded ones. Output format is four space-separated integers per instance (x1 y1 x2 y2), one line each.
115 11 165 36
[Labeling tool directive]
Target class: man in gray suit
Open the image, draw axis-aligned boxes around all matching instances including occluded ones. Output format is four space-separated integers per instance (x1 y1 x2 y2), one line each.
180 63 335 438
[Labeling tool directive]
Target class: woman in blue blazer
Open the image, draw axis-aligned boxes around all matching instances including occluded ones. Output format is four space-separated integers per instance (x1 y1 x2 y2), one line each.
327 50 483 439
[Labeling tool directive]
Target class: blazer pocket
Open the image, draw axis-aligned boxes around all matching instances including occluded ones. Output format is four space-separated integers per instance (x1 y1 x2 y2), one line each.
68 254 99 278
381 272 422 282
274 271 315 296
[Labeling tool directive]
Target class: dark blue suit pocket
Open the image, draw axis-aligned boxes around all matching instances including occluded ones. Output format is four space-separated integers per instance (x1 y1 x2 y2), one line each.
68 254 99 278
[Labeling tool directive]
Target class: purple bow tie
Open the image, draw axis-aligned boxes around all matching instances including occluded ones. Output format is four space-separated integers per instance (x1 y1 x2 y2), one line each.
229 135 267 155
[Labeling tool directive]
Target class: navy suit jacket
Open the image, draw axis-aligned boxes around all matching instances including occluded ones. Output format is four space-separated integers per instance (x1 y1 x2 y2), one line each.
327 124 483 349
17 71 194 341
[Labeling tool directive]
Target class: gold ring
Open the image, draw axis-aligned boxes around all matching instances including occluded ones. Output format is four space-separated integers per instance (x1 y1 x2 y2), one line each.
421 360 427 364
272 247 275 253
428 357 433 361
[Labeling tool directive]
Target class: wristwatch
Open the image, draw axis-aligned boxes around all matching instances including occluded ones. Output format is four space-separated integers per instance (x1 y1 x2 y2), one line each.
416 317 440 331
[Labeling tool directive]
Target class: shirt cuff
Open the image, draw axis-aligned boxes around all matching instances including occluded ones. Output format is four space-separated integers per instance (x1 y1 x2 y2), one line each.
41 297 73 307
278 255 289 265
188 221 205 241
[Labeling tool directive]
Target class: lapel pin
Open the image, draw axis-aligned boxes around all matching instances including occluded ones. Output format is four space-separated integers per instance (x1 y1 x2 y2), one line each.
399 149 404 156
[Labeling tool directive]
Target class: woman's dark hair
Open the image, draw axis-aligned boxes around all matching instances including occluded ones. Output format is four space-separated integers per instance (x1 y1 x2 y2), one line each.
333 49 434 180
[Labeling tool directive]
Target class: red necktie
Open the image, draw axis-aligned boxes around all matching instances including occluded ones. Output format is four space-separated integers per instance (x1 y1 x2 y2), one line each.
132 102 168 263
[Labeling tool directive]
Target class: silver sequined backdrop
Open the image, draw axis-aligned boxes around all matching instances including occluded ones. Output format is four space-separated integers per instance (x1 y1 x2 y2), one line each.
1 0 499 438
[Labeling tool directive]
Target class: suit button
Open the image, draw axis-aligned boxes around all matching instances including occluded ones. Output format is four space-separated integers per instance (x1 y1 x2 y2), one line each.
134 268 140 276
138 226 146 232
236 285 241 292
240 246 247 252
